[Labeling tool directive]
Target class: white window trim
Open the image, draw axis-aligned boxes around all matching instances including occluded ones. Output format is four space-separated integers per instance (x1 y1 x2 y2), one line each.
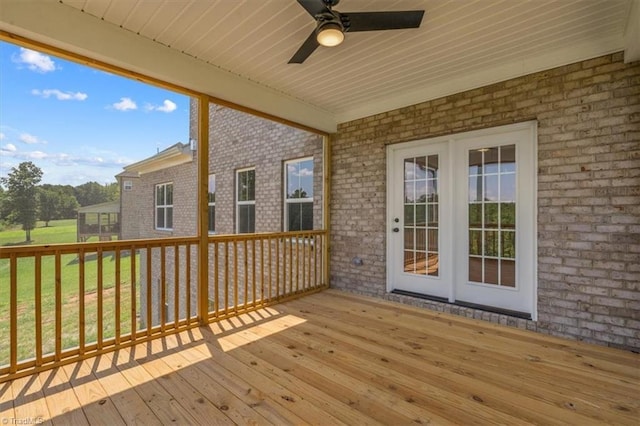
236 167 255 234
284 157 314 232
123 180 133 191
155 182 173 231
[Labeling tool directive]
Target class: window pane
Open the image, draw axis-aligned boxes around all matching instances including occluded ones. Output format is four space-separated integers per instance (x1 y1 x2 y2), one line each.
501 260 516 287
404 251 414 273
427 253 439 277
166 184 173 205
500 173 516 202
239 204 255 233
414 156 427 179
415 204 426 227
501 231 516 258
404 205 414 226
469 230 482 255
287 158 314 199
415 252 427 275
484 175 499 202
484 203 499 229
404 158 415 180
166 207 173 229
468 176 482 202
156 207 164 228
469 204 482 228
415 180 426 202
427 203 438 226
208 175 216 203
404 228 414 250
469 150 483 175
501 203 516 229
484 258 499 284
156 185 164 205
247 169 255 201
427 155 438 179
208 206 215 232
484 147 499 173
484 231 499 257
404 181 414 203
500 145 516 172
469 257 482 282
415 228 425 251
300 202 313 230
287 202 312 231
428 229 438 252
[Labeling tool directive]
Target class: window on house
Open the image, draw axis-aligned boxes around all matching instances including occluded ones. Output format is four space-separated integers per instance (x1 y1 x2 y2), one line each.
155 182 173 230
236 168 255 233
285 157 314 231
123 180 133 191
208 174 216 233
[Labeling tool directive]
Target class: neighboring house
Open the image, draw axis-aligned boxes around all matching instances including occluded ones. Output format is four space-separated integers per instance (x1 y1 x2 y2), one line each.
116 102 323 327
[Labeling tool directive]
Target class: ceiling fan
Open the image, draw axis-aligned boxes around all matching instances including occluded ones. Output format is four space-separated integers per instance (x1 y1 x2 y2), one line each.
289 0 425 64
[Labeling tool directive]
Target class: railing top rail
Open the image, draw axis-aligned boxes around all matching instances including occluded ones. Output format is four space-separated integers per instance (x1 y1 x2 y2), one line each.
0 230 328 258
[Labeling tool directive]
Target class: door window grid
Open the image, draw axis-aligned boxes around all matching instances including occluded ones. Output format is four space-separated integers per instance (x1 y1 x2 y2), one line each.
403 155 439 276
468 145 516 287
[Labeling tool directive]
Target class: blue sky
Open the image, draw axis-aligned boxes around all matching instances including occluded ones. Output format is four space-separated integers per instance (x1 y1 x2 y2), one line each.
0 40 190 186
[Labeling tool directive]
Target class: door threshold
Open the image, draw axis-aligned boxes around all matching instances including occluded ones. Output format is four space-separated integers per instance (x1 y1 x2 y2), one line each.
390 289 532 320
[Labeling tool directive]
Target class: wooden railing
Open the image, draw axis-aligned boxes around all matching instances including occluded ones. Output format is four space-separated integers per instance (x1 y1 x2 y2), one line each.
0 230 327 382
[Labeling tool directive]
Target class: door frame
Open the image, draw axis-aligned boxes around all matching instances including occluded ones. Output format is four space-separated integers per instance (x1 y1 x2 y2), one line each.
386 121 538 319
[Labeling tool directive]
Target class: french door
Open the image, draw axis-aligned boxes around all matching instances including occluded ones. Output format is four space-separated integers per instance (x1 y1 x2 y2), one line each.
387 122 537 317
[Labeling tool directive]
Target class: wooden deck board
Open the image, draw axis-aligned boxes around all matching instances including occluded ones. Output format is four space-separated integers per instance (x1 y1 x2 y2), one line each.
4 289 639 425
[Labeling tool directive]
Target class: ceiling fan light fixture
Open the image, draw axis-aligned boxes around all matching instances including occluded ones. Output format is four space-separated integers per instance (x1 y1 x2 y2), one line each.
316 21 344 47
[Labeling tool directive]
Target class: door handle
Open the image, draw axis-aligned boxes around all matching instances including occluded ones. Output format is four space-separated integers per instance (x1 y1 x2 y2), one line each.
393 227 400 233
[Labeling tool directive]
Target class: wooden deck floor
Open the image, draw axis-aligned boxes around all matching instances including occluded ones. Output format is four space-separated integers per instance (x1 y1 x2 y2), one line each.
1 289 638 425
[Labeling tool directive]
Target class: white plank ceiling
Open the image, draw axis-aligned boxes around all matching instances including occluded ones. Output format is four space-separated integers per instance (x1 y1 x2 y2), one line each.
2 0 635 130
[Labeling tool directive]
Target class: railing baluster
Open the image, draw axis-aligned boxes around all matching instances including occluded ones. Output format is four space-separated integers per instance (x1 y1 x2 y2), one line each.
214 242 219 318
224 241 229 314
115 247 121 345
146 246 152 336
276 237 280 299
289 236 293 295
97 248 103 350
233 240 238 313
9 254 17 374
160 245 166 332
174 244 180 328
79 250 85 354
307 234 312 289
267 236 272 301
130 245 136 342
55 251 62 360
35 254 42 366
260 238 265 305
243 239 248 309
186 243 191 323
252 238 256 308
296 234 300 292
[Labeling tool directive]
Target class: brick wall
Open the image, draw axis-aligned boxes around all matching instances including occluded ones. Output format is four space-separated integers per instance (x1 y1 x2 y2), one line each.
330 52 640 350
120 101 323 325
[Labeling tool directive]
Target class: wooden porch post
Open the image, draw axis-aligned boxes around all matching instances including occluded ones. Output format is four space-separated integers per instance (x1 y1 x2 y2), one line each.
323 135 331 288
198 96 210 324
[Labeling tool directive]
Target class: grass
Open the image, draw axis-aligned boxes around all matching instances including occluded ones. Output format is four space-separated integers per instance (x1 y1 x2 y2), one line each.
0 219 140 366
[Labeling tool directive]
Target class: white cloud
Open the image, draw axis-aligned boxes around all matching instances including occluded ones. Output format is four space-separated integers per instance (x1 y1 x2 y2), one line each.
298 167 313 177
113 97 137 111
19 133 47 145
145 99 177 113
3 143 17 152
0 133 5 140
31 89 88 101
14 48 57 73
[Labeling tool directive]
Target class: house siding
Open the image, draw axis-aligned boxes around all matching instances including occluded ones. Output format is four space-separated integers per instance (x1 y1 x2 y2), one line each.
330 52 640 350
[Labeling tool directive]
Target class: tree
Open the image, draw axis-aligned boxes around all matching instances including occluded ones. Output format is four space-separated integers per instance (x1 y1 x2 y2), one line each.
0 162 43 241
74 181 118 207
38 185 80 224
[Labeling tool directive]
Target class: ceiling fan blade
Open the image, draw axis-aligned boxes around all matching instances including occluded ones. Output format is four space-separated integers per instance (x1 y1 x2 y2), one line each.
345 11 425 32
289 31 320 64
297 0 330 17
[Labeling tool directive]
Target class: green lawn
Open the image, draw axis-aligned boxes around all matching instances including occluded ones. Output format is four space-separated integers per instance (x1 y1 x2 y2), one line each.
0 219 140 366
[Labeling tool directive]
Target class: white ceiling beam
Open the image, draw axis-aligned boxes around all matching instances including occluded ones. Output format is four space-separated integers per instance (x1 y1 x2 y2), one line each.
0 0 337 133
624 0 640 63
